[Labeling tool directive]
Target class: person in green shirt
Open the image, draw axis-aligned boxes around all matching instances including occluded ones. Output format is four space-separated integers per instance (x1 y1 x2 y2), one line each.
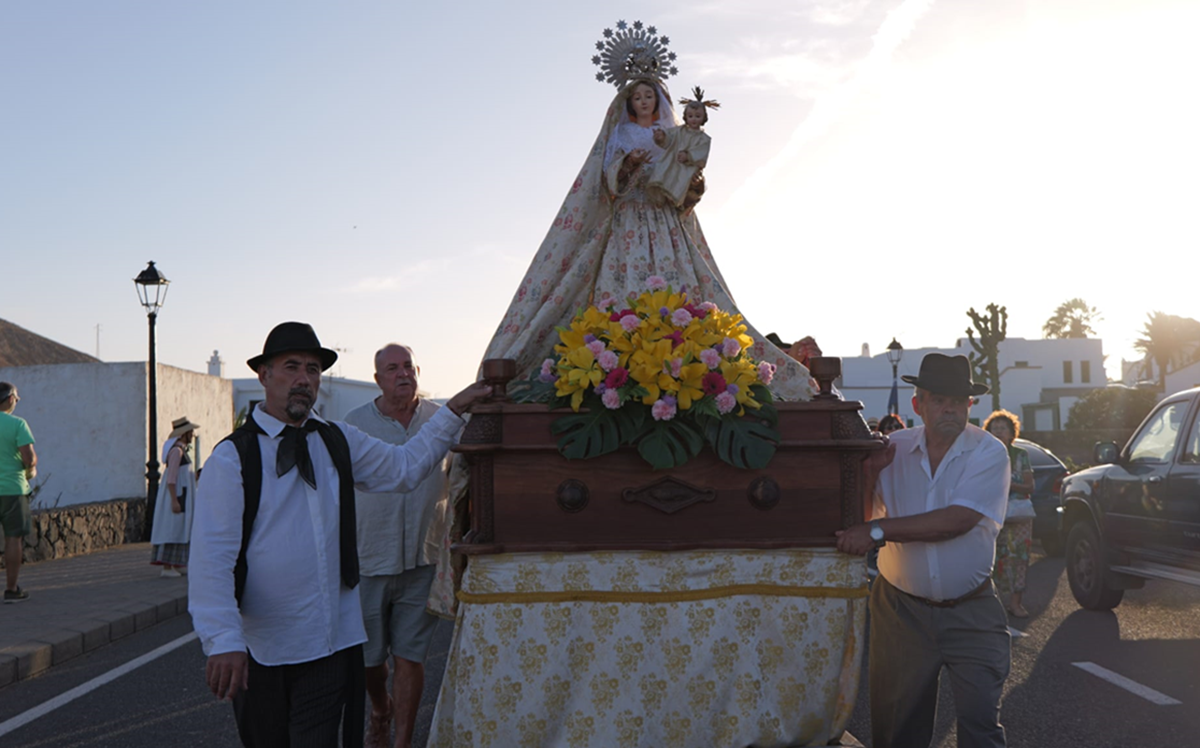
0 382 37 603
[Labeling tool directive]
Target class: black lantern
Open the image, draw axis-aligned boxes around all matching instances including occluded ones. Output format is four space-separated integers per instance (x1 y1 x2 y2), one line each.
134 261 169 539
885 338 904 415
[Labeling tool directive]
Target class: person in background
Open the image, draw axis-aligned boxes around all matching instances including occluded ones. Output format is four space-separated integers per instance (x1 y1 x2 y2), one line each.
984 410 1036 618
150 417 200 577
878 413 906 435
0 382 36 603
343 344 450 748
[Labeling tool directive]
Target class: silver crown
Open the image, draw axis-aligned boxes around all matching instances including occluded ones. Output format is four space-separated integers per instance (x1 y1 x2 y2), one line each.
591 20 678 88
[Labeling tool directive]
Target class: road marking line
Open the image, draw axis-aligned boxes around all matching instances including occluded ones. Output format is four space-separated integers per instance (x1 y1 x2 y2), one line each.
1008 626 1028 638
1072 661 1181 705
0 631 199 738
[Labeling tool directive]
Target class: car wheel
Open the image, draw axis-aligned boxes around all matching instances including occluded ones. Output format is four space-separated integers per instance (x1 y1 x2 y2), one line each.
1040 532 1065 557
1066 521 1124 610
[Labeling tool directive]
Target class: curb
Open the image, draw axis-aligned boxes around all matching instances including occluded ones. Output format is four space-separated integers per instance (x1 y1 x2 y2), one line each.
0 593 188 689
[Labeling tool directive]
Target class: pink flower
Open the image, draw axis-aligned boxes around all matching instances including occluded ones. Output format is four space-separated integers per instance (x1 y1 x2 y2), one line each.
716 391 737 414
670 358 683 378
609 308 634 322
604 368 629 389
682 303 707 319
601 389 621 409
664 330 684 348
702 372 728 396
651 397 677 421
587 340 606 356
698 301 718 313
619 314 641 333
647 275 668 291
757 361 776 385
721 337 742 358
598 350 619 372
699 348 721 369
539 358 557 383
671 308 693 327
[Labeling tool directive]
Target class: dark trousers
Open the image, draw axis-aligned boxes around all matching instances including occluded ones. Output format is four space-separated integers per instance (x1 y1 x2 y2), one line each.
233 645 364 748
869 576 1010 748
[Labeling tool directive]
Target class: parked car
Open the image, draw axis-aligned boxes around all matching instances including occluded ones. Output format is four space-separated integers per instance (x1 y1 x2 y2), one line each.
1013 438 1069 556
1060 386 1200 610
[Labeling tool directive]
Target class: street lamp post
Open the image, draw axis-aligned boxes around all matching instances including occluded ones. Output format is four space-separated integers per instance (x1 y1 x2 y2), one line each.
134 261 170 539
886 338 904 415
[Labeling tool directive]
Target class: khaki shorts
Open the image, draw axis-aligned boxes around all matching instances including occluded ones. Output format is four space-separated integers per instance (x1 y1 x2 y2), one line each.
0 494 31 538
358 565 438 666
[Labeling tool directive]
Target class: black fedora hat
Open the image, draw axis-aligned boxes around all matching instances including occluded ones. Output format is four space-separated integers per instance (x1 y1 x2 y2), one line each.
901 353 989 397
246 322 338 372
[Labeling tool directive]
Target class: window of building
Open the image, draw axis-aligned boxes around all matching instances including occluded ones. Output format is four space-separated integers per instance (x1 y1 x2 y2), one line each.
1063 361 1073 383
1081 360 1091 383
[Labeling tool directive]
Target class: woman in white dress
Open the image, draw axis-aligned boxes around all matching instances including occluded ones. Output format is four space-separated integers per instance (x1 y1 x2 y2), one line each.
149 417 199 577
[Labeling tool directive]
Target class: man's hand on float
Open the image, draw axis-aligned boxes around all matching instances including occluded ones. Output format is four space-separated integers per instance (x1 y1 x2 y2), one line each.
447 383 494 416
835 524 874 556
206 651 249 701
866 437 896 477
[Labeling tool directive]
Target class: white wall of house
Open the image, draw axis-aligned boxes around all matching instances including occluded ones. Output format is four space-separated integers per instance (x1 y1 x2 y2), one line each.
1166 359 1200 396
837 337 1106 429
0 362 232 507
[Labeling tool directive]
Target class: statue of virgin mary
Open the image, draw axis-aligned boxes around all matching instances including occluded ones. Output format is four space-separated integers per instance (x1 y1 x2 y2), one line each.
480 24 814 401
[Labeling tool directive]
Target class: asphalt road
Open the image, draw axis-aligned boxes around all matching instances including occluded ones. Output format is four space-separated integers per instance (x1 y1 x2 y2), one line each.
2 549 1197 747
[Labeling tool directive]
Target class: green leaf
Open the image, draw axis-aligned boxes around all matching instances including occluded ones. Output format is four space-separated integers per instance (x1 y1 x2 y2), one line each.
615 406 649 444
689 397 720 419
750 383 775 405
509 378 558 404
637 420 704 469
552 410 623 460
709 416 780 470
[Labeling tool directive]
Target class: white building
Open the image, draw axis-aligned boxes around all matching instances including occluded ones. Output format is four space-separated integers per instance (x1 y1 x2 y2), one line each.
837 337 1106 431
0 362 232 508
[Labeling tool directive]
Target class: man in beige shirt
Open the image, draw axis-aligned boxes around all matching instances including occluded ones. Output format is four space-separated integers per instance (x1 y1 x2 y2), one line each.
343 345 450 748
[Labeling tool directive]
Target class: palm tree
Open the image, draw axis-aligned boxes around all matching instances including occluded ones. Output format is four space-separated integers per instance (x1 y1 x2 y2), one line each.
1133 312 1200 390
1043 298 1101 339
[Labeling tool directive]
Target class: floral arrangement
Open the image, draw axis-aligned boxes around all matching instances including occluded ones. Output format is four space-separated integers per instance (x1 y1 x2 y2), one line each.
516 277 780 470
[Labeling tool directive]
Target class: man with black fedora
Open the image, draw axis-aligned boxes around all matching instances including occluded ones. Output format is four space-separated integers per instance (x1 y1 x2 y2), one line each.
189 322 490 748
837 353 1012 748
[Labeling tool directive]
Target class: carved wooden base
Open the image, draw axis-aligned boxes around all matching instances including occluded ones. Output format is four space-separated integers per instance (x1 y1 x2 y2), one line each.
454 400 881 555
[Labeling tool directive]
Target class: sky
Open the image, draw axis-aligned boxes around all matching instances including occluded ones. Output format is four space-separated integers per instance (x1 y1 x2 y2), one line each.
2 0 1197 397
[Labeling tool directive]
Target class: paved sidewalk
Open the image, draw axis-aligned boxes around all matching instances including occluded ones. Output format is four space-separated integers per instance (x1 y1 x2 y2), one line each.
0 542 189 689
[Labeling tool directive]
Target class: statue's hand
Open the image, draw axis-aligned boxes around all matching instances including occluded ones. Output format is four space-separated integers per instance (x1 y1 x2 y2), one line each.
628 149 650 165
677 150 690 164
652 129 666 146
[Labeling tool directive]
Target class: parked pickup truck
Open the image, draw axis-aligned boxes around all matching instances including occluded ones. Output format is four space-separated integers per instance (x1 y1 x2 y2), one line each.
1061 386 1200 610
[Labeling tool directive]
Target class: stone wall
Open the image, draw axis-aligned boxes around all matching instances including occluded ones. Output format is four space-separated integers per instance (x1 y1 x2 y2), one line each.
0 497 147 565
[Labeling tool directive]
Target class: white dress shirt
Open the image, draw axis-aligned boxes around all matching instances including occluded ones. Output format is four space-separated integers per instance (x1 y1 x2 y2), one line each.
871 424 1010 601
188 403 464 666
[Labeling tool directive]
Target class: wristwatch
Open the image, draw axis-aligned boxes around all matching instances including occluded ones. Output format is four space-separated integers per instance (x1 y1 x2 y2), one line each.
869 520 886 548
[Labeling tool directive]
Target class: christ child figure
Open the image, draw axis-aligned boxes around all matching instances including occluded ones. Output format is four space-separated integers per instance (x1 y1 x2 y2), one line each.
648 86 719 210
